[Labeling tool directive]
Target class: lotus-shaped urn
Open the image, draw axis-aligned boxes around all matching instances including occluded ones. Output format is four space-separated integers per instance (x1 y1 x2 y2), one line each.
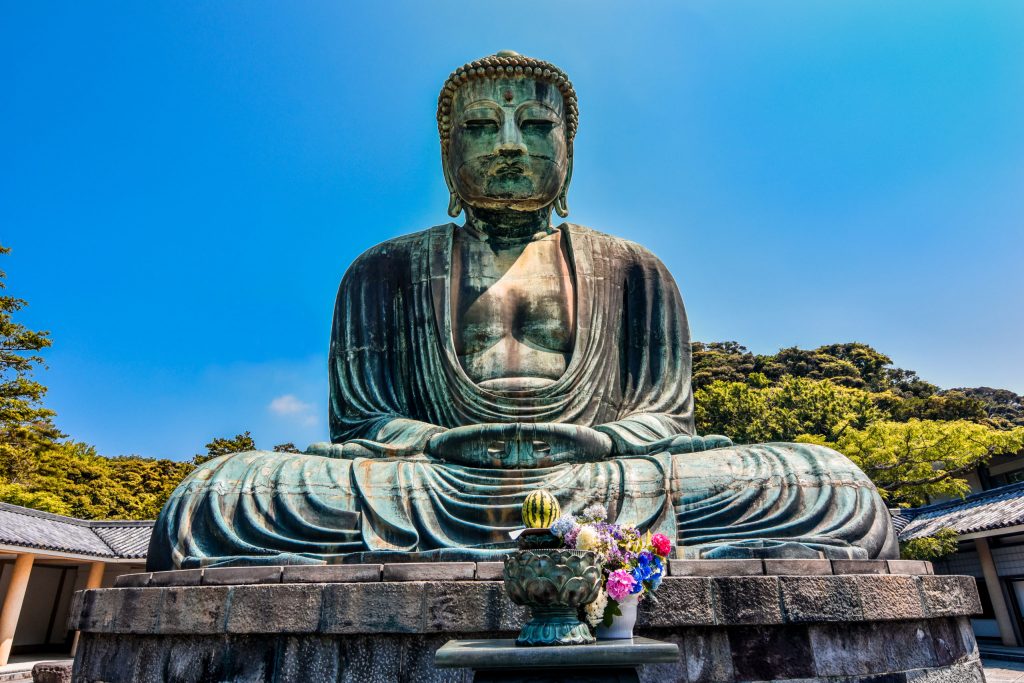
503 548 603 646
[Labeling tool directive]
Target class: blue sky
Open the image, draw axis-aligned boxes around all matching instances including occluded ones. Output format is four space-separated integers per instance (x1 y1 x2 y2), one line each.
2 1 1023 459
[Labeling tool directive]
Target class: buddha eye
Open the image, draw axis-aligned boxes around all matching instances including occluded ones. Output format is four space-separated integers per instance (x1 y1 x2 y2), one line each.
463 118 499 131
521 119 555 133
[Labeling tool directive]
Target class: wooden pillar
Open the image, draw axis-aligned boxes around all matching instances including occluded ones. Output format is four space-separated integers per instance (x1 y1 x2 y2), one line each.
70 561 105 657
0 553 34 666
975 537 1019 647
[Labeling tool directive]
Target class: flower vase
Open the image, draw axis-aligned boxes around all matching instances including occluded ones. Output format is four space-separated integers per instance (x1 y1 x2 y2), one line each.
596 593 640 639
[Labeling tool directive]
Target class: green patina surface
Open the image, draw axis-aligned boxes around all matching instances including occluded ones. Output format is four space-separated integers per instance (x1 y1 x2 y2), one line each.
146 52 898 571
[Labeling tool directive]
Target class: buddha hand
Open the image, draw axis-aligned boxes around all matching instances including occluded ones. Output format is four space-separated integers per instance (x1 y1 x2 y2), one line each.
426 422 613 468
644 434 733 455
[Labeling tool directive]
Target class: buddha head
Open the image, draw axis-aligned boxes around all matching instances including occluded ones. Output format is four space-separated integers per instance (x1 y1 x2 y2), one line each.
437 51 578 219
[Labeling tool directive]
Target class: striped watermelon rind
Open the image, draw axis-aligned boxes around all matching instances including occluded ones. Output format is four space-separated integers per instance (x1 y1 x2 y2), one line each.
522 490 560 528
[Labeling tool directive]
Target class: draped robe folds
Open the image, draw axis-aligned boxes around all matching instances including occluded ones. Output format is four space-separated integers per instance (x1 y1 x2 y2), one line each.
146 224 898 570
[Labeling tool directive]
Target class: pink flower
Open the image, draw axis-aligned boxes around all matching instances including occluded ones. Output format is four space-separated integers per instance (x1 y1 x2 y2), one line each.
605 569 637 601
651 533 672 558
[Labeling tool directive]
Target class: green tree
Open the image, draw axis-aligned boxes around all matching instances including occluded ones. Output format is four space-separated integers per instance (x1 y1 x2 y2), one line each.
0 441 195 519
193 431 256 465
273 442 299 453
0 246 64 486
826 420 1024 507
691 341 757 390
695 377 889 444
900 528 959 561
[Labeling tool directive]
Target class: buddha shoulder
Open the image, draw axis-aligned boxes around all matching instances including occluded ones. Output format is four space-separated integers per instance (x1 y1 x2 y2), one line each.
565 223 674 276
337 225 449 288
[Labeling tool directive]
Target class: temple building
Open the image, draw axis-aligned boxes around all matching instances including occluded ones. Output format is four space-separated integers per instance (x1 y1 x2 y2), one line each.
0 503 149 674
895 448 1024 658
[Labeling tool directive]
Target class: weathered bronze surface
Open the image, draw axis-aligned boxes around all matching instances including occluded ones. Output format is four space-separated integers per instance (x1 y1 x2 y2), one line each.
503 549 601 645
146 51 898 571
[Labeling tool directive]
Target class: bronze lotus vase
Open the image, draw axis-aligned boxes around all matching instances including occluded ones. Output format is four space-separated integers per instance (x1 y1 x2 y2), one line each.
503 548 603 646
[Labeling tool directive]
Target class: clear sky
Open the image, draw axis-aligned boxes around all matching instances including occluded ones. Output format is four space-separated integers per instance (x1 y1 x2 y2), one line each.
3 1 1023 459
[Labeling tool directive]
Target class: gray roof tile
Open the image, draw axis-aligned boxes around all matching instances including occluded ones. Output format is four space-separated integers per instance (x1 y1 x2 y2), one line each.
0 503 153 559
897 481 1024 541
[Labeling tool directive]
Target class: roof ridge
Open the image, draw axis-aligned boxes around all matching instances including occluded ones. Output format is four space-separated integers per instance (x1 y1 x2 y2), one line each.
0 502 156 527
905 480 1024 515
0 502 93 526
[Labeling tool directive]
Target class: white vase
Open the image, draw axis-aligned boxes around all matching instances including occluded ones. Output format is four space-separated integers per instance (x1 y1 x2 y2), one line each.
595 593 640 639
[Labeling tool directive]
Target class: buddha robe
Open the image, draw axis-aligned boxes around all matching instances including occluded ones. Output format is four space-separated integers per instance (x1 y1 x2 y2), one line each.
146 224 897 570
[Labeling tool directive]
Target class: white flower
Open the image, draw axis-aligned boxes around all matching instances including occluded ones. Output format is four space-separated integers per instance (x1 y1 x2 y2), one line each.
585 589 609 627
576 525 601 551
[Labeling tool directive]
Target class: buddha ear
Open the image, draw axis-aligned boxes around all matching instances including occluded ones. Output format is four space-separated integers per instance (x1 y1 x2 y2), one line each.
441 149 463 218
553 155 573 218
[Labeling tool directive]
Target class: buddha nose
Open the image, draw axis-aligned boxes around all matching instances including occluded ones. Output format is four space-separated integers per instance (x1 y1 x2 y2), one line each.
497 117 527 157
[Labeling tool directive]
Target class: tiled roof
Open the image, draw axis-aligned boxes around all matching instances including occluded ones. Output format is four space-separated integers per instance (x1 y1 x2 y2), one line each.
0 503 152 559
896 481 1024 541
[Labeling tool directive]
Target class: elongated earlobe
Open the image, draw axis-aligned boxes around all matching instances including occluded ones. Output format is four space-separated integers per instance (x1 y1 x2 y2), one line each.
448 192 463 218
553 189 569 217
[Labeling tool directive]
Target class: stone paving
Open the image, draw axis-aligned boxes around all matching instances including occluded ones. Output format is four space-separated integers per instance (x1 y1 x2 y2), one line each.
985 659 1024 682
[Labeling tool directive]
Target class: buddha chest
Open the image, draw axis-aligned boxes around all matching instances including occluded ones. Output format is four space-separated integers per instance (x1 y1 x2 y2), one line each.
451 229 576 390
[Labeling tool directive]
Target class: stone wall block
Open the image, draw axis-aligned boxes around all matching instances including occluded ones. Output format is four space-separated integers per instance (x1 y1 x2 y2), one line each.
712 577 783 625
110 586 164 634
66 590 84 631
227 584 322 634
202 565 283 585
282 564 382 583
275 636 342 682
905 659 985 682
780 576 862 623
727 625 815 680
807 622 877 677
149 568 204 586
683 628 735 683
159 586 231 634
474 562 505 580
425 581 513 632
336 635 405 682
73 589 118 632
763 559 833 576
855 574 925 621
879 620 937 671
639 578 716 626
918 575 982 617
113 572 152 588
634 632 688 683
831 559 888 575
321 582 427 634
382 562 476 582
887 560 933 575
669 559 764 577
928 616 973 667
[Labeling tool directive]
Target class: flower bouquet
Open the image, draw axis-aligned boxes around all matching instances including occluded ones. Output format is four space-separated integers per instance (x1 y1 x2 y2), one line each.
550 504 673 639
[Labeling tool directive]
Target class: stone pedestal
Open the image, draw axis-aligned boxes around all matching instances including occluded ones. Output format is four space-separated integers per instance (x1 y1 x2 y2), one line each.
68 560 984 683
435 636 680 682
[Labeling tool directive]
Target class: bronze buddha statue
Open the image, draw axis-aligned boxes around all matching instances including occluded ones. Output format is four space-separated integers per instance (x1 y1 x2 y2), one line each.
147 52 897 570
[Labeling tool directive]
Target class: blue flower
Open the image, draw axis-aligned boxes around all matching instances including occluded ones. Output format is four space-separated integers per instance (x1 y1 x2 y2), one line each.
629 565 646 594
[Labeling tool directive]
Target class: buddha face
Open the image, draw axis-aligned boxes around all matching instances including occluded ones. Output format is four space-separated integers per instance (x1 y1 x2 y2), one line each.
447 77 569 212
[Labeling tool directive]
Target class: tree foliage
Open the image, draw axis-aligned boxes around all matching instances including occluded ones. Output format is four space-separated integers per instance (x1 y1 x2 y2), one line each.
0 246 64 485
826 420 1024 507
899 527 960 561
193 431 257 465
0 441 195 519
694 340 1024 506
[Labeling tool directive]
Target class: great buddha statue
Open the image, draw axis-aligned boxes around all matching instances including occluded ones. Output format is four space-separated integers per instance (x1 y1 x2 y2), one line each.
147 52 898 570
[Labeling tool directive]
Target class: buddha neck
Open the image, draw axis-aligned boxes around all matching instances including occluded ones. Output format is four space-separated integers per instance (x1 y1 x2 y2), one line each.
463 206 555 245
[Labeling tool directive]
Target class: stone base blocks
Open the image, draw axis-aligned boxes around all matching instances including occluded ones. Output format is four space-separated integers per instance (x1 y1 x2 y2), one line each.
70 562 983 683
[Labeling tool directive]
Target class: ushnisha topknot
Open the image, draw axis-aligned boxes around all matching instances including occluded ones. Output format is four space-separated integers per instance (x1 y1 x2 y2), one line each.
437 50 579 154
